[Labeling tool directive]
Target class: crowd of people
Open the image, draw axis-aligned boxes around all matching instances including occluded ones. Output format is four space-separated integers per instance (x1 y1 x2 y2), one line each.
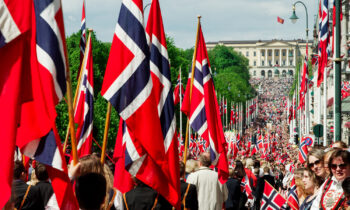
8 77 350 210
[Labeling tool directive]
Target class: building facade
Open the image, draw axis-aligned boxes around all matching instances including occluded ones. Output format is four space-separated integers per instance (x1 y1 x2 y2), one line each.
206 39 312 79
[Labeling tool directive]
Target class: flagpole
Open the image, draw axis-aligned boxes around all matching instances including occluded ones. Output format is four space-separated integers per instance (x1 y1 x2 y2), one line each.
334 0 341 142
101 103 112 164
179 67 182 144
226 98 228 131
63 29 93 154
183 16 201 165
65 42 81 166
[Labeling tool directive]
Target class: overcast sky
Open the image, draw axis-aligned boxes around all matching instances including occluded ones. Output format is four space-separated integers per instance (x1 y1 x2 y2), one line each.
61 0 318 49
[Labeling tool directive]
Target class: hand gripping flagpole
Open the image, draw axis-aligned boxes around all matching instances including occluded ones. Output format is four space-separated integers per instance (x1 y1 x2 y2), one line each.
63 29 93 154
183 16 201 166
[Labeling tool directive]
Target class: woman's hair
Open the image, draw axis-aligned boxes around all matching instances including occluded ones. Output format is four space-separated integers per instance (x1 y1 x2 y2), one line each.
328 149 350 177
234 160 246 179
307 148 325 166
79 154 105 177
185 159 198 173
304 168 323 195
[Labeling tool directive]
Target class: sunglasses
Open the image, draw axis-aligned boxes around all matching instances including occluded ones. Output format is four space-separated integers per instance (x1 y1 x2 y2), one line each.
330 163 348 170
308 160 321 169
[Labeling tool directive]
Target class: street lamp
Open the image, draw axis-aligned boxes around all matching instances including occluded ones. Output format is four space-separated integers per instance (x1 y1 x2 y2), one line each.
290 0 309 140
289 1 309 37
290 6 299 24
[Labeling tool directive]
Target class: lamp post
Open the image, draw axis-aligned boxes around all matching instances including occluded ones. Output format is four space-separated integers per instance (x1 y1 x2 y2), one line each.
290 1 310 138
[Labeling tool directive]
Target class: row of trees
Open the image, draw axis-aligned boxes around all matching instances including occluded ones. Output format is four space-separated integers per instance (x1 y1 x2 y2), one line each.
57 31 255 151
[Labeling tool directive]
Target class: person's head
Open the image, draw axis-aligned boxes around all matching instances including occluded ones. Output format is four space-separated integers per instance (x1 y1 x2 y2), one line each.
324 148 337 176
179 161 185 177
263 166 270 174
332 141 347 149
302 168 322 195
14 161 26 181
328 149 350 182
75 173 106 210
79 154 104 176
35 162 49 181
198 152 211 167
307 148 326 179
234 160 246 178
246 158 254 168
185 159 198 173
253 160 260 168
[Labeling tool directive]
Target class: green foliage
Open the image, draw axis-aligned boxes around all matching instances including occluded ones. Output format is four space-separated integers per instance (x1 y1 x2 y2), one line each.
208 45 255 102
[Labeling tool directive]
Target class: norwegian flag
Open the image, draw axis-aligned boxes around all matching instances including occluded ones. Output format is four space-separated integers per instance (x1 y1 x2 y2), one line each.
0 0 79 208
240 174 253 199
231 105 236 125
74 32 94 158
317 0 329 87
102 0 179 206
298 138 308 164
181 23 228 183
257 135 263 150
261 181 287 210
224 100 227 114
173 71 184 105
79 0 86 74
251 144 258 156
146 0 181 207
287 177 299 210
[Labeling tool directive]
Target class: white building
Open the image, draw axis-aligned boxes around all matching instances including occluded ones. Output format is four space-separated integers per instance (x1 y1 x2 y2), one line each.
206 39 312 79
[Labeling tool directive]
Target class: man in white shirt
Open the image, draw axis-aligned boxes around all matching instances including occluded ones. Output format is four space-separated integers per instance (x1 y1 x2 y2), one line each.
186 152 228 210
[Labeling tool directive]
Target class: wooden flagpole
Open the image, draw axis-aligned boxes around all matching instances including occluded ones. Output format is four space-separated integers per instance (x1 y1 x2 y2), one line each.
63 29 93 154
101 103 112 164
183 16 201 166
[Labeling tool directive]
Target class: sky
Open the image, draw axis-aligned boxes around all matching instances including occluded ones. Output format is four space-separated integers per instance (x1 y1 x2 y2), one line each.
61 0 318 49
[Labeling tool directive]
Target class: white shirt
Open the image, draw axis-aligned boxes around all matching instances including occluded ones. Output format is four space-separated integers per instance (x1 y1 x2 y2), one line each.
311 176 345 210
187 166 228 210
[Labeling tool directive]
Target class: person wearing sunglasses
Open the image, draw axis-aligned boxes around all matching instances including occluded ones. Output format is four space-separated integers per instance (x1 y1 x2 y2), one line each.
307 149 328 182
311 149 350 210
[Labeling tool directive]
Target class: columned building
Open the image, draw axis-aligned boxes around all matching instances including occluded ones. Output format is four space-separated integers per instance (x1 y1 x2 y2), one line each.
206 39 311 79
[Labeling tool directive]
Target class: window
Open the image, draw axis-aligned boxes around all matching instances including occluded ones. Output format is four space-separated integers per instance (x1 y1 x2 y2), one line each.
262 61 265 66
290 61 293 66
282 60 286 66
268 51 272 56
254 61 256 66
282 51 286 56
246 51 249 56
269 60 272 66
262 51 265 56
275 51 279 56
254 51 256 56
254 71 256 76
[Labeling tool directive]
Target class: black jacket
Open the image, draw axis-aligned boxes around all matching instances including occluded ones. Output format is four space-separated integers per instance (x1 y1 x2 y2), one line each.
123 183 172 210
36 181 54 207
225 178 244 210
253 174 275 209
12 180 44 210
180 180 198 210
